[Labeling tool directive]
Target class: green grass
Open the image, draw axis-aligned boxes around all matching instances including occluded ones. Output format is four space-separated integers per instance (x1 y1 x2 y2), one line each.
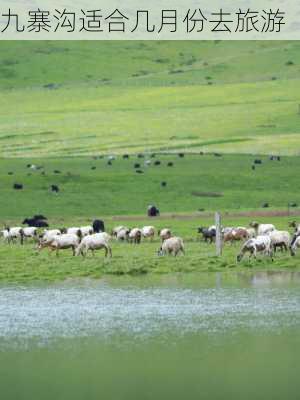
1 214 300 283
1 154 300 219
0 41 300 156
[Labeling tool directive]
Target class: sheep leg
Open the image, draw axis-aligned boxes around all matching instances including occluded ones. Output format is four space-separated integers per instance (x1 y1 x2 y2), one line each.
72 246 75 256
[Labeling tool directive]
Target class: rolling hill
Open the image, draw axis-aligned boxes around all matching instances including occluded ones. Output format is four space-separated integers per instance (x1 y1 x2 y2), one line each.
0 40 300 157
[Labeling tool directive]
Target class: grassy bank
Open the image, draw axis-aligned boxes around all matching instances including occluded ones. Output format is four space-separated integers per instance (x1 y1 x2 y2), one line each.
1 215 300 283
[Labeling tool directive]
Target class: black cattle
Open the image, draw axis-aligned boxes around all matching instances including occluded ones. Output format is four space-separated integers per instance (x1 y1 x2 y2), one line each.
13 183 23 190
254 159 262 164
93 219 105 233
134 163 141 169
147 205 160 217
198 227 216 243
51 185 59 193
33 214 47 220
23 218 49 228
167 162 174 167
154 160 161 166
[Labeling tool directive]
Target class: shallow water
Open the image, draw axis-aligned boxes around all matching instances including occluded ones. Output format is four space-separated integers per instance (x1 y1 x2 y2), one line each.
1 271 300 399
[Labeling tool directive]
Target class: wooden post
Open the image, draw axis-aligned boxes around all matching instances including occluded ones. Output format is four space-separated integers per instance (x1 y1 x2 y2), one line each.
215 212 222 257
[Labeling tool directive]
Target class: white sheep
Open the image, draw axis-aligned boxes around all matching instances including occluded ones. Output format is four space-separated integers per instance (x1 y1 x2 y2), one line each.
22 227 38 241
250 222 275 236
79 226 93 236
141 226 155 241
4 227 23 244
38 233 80 256
116 228 130 241
112 226 127 237
237 235 273 261
268 230 290 252
76 233 112 257
158 237 185 257
158 228 172 242
129 228 142 244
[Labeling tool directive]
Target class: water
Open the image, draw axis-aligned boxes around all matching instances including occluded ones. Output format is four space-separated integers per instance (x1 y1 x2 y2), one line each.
1 272 300 400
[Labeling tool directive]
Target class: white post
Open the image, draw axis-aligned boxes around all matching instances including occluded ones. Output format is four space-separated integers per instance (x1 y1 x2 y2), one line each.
215 212 222 257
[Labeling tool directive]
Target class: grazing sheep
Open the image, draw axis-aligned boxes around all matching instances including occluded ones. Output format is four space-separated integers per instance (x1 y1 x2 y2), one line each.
51 185 59 193
141 226 155 241
79 226 94 237
112 226 127 237
224 228 248 244
289 221 300 234
237 235 273 262
116 228 130 241
129 228 142 244
158 237 185 257
92 219 105 233
250 222 275 236
66 227 83 237
41 229 62 243
268 230 290 253
0 229 10 243
22 227 38 241
246 228 256 238
38 233 80 256
76 233 112 257
198 227 215 243
290 236 300 256
158 228 172 242
147 205 159 217
4 227 24 244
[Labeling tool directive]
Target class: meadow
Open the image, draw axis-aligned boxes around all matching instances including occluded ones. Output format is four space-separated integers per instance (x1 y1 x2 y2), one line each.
0 41 300 157
1 41 300 281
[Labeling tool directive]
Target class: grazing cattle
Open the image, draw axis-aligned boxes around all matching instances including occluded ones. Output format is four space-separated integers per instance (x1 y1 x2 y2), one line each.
224 228 248 244
129 228 142 244
23 218 49 228
158 237 185 257
268 230 290 253
51 184 59 193
250 222 275 236
13 183 23 190
158 228 172 242
38 233 80 256
147 205 159 217
76 233 112 257
93 219 105 233
237 235 273 262
141 226 155 241
198 227 215 243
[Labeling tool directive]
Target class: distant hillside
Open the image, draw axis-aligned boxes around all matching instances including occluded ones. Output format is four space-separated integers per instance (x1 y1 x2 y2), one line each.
0 41 299 157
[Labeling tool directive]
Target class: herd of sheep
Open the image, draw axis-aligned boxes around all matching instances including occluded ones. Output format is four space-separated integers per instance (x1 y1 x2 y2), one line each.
1 220 300 261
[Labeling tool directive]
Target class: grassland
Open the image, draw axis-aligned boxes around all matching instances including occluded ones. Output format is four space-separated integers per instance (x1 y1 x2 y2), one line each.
0 41 300 156
1 154 300 282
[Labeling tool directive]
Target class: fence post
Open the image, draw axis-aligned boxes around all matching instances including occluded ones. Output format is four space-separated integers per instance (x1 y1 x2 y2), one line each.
215 212 222 256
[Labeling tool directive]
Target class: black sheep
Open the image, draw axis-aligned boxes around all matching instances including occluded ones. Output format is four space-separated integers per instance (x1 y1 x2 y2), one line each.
13 183 23 190
51 185 59 193
198 227 216 243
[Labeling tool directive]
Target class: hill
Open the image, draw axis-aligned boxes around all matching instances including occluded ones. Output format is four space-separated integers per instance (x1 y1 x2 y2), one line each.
0 41 300 156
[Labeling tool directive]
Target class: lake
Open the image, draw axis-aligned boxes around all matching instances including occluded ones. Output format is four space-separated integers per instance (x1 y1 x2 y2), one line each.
1 271 300 400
